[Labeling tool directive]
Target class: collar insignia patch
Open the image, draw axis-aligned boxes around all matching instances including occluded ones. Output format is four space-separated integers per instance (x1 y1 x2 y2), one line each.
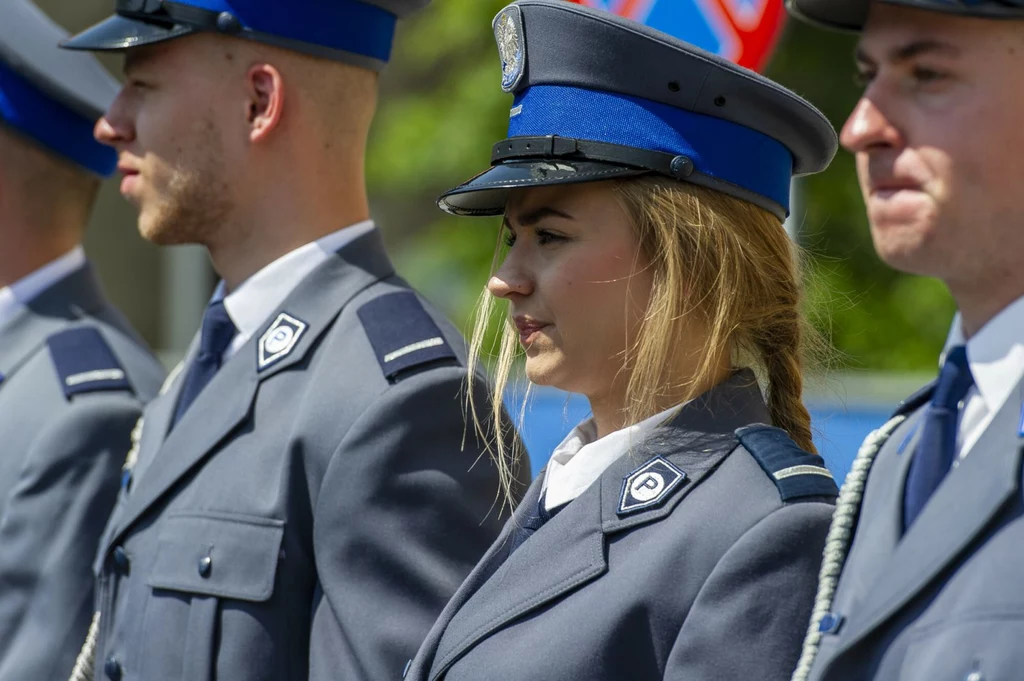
618 456 688 516
258 312 308 371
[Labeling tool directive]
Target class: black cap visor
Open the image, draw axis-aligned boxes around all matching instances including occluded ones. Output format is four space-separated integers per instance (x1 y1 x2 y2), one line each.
61 14 196 52
787 0 1024 31
438 159 648 217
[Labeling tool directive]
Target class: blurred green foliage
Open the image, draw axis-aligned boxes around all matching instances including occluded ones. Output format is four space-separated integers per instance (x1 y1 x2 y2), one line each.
368 1 956 372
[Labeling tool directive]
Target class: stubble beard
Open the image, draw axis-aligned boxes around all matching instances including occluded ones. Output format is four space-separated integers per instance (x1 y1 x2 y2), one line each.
140 121 233 247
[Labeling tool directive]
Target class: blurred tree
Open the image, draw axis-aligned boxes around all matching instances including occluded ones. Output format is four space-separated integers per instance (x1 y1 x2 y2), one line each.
373 3 956 372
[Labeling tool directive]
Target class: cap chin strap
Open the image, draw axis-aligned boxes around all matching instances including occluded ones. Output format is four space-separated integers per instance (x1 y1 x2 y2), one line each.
492 135 695 181
491 135 787 220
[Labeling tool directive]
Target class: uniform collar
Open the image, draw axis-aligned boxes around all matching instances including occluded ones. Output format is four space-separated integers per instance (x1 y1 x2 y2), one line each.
943 294 1024 418
0 246 86 329
217 220 375 342
542 401 684 510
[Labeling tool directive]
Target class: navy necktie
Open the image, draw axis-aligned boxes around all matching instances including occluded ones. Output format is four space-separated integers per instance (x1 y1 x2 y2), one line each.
506 494 564 556
171 300 237 429
903 345 974 532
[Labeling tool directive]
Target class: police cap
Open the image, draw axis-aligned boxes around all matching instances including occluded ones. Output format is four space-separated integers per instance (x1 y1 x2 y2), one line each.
61 0 430 71
0 0 118 176
787 0 1024 31
438 0 837 221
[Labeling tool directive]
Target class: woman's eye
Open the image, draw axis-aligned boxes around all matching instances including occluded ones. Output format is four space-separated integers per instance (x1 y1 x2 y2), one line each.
502 230 516 248
536 230 565 245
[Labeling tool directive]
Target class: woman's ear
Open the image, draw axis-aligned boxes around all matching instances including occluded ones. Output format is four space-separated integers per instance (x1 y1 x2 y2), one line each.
245 62 285 144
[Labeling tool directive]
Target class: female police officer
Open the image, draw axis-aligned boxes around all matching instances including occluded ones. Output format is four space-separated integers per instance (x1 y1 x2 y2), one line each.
404 1 840 680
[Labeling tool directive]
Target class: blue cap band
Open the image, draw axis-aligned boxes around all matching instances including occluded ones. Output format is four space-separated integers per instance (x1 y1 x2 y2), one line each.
183 0 398 62
0 60 115 176
508 85 794 212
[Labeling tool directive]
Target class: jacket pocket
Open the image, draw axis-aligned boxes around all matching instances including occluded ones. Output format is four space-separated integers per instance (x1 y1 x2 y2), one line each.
147 512 284 601
142 512 285 681
897 614 1024 681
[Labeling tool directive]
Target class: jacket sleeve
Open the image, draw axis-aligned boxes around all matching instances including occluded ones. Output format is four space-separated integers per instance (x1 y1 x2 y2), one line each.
664 500 833 681
307 366 515 681
0 395 141 681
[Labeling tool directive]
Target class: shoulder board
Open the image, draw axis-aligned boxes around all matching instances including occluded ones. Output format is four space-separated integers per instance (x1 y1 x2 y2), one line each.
46 327 133 399
735 424 838 502
357 292 457 381
891 380 936 418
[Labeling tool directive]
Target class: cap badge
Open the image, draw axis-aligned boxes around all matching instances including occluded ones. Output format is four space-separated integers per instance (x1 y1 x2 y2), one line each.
258 312 308 371
618 456 688 516
494 6 525 93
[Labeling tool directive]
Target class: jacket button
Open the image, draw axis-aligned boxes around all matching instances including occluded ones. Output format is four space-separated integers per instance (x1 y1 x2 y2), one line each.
198 555 212 578
104 656 122 681
112 547 130 574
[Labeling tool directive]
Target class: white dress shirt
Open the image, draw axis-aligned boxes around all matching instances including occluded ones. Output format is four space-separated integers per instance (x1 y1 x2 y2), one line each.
214 220 376 361
541 402 684 511
943 294 1024 459
0 246 86 329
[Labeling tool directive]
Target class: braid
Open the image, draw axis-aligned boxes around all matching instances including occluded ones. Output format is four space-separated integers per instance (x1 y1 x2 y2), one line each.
752 247 817 454
762 326 816 454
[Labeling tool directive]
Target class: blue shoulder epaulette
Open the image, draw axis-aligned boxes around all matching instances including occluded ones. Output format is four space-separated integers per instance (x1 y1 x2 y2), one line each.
892 380 936 418
357 292 457 381
735 424 839 502
46 327 133 399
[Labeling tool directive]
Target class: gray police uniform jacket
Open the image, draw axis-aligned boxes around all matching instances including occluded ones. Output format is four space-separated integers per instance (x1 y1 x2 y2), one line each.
407 370 838 681
90 229 525 681
0 264 164 681
800 377 1024 681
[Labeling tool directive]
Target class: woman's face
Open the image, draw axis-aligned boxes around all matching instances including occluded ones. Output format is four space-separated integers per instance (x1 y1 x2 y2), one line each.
488 182 654 404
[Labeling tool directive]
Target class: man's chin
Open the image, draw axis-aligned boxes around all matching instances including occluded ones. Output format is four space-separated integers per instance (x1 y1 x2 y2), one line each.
869 226 938 276
137 214 190 247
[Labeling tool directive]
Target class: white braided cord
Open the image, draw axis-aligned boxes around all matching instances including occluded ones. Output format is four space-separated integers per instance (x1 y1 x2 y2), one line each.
67 611 99 681
790 415 907 681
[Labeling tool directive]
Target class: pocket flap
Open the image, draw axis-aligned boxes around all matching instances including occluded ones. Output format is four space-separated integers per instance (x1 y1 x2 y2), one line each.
147 512 284 602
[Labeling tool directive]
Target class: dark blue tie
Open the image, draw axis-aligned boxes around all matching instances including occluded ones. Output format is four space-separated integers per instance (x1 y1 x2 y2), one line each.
506 494 564 556
903 345 974 532
171 300 237 429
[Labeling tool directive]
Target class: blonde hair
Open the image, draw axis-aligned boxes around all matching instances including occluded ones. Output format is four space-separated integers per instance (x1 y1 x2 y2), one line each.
467 176 821 503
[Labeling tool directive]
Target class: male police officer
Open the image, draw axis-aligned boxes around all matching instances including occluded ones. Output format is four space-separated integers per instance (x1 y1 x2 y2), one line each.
784 1 1024 680
60 2 526 680
0 2 165 679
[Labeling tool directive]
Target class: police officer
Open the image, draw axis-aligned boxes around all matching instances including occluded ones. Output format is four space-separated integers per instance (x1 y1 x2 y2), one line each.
0 2 165 679
404 2 840 679
59 1 527 680
784 1 1024 680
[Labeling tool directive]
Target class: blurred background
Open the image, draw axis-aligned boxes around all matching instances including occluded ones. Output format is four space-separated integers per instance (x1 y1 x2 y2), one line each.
35 0 955 480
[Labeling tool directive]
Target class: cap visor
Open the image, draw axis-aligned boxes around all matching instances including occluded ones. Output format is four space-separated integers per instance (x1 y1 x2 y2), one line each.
61 15 196 52
438 160 648 216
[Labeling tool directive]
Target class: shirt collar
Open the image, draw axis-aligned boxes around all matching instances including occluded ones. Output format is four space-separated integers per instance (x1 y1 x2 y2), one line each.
943 294 1024 414
542 401 684 509
217 220 375 339
0 246 86 329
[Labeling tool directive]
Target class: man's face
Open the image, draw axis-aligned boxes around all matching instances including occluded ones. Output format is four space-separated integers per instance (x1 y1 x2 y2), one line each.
841 5 1024 289
94 34 237 245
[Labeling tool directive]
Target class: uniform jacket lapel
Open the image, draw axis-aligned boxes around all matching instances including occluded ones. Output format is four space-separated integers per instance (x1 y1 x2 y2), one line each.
829 377 1024 665
838 408 927 600
0 264 107 387
425 370 768 681
427 472 607 681
107 230 396 543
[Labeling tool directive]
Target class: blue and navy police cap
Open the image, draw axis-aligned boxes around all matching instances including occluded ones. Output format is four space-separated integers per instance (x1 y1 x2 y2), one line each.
788 0 1024 31
0 0 118 176
61 0 429 71
438 0 838 221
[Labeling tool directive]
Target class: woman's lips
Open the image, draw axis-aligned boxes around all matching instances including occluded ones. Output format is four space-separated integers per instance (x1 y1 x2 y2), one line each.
513 317 550 345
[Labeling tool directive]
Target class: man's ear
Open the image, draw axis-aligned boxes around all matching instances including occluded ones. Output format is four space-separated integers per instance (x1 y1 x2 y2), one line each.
245 62 285 143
